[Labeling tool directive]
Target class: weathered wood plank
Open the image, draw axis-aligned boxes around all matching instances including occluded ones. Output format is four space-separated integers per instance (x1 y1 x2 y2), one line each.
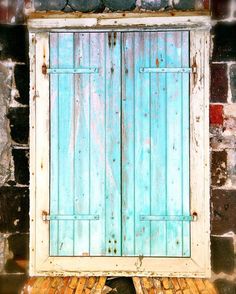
49 32 59 256
122 32 135 256
134 31 151 256
74 32 90 256
181 31 190 257
166 31 184 257
105 32 122 256
89 32 106 255
150 31 167 256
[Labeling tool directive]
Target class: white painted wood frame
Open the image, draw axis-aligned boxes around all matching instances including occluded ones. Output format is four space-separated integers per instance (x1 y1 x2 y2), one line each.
29 14 211 277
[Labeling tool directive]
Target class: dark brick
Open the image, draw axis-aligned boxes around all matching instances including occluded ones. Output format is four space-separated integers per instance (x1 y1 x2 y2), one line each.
0 25 28 63
5 234 29 273
70 0 104 12
8 234 29 260
14 64 29 105
7 107 29 144
0 274 28 294
230 64 236 103
211 150 227 186
211 236 234 274
212 0 231 20
211 189 236 234
12 149 29 185
212 23 236 62
5 259 25 273
0 187 29 233
173 0 195 10
214 279 236 294
210 64 228 103
34 0 65 10
106 278 136 294
209 104 224 125
141 0 169 10
103 0 136 11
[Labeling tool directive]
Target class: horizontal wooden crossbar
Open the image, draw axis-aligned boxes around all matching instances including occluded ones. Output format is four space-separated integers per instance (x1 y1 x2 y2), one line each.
47 68 99 74
140 67 192 73
42 214 99 221
140 215 197 221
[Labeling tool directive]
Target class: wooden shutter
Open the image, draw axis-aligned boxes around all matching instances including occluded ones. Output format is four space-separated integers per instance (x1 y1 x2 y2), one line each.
49 31 190 257
49 32 122 256
122 32 190 257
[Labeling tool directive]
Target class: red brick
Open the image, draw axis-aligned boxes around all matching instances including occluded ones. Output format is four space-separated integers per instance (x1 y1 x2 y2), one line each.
210 104 224 125
203 0 209 10
0 5 8 23
210 63 228 103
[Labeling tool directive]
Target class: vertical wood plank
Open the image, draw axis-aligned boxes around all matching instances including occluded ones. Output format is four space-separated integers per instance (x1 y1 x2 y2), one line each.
122 32 135 256
50 32 59 255
150 32 167 256
181 31 190 257
134 32 151 256
190 30 211 275
166 31 183 256
89 32 106 255
105 32 122 256
34 32 50 267
57 33 74 255
74 32 90 255
29 32 36 274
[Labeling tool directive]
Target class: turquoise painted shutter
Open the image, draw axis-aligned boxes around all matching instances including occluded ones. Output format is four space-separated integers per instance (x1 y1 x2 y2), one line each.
49 31 190 257
122 31 190 257
50 32 122 256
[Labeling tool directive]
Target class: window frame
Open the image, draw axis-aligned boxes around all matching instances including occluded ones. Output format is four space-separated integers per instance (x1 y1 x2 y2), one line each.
29 13 211 277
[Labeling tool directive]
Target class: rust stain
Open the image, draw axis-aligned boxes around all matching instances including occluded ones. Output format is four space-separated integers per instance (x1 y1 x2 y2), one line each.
42 63 47 75
192 56 198 87
42 210 49 221
156 58 159 67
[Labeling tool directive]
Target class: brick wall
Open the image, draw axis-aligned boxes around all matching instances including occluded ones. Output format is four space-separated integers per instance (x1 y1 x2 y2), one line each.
0 14 29 292
0 0 235 293
210 1 236 292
